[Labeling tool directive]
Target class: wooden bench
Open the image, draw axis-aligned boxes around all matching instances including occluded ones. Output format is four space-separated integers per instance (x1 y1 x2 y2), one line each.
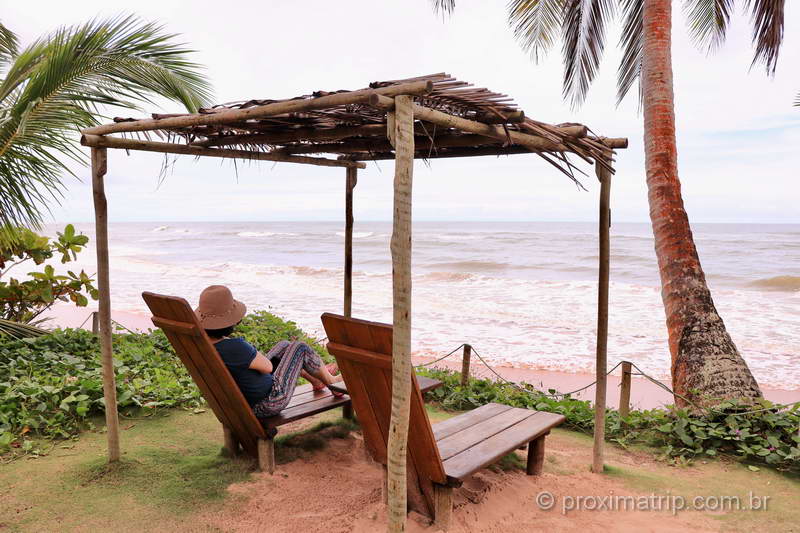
142 291 352 473
321 312 566 530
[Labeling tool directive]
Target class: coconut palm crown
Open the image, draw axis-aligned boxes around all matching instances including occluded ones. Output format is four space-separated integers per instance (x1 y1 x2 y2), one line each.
432 0 785 108
0 15 212 230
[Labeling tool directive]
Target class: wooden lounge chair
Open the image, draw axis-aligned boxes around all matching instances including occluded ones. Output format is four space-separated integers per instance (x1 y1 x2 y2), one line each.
320 312 566 530
142 291 351 473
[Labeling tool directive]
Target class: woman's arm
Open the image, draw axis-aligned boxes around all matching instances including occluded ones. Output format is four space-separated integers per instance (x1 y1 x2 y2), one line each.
249 351 273 374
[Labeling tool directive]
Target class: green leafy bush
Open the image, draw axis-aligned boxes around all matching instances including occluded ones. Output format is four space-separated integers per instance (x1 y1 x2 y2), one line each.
419 367 800 472
0 310 329 455
0 224 97 325
233 311 331 362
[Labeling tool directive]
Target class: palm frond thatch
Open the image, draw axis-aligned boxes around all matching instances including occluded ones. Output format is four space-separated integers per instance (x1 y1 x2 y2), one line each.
0 14 213 229
745 0 784 75
561 0 616 108
683 0 735 52
507 0 565 62
0 317 49 339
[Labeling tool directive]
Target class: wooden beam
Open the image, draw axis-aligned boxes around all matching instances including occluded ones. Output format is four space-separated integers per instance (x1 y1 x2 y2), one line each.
592 155 612 474
276 134 501 155
344 167 356 317
474 109 525 124
412 103 568 152
347 146 535 161
91 147 121 463
80 134 366 169
194 124 388 148
387 95 415 532
81 80 435 135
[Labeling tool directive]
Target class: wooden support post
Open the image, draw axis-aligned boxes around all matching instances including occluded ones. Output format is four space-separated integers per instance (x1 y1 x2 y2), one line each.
381 465 389 505
257 438 275 474
91 311 100 335
527 435 547 475
433 485 454 531
386 95 415 533
460 344 472 387
91 147 121 463
344 167 357 317
592 156 612 474
342 402 354 420
619 361 632 419
222 425 240 456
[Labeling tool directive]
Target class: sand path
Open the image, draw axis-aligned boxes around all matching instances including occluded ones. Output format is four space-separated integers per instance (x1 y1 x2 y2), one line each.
200 430 720 532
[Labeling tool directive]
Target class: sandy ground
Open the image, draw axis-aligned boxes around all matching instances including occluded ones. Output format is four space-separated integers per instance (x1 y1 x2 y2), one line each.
199 430 720 533
42 303 800 410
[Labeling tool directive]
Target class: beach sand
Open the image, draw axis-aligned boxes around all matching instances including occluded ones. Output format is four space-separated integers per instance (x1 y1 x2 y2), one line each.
42 303 798 410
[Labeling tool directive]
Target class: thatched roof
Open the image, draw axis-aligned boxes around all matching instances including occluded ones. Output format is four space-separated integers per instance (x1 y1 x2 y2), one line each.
81 73 627 179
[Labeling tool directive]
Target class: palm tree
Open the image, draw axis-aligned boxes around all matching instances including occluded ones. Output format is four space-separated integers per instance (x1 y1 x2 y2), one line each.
432 0 786 407
0 15 212 231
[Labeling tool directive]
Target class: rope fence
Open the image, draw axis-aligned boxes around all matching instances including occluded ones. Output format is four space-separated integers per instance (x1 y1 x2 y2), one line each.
415 342 800 418
74 312 799 417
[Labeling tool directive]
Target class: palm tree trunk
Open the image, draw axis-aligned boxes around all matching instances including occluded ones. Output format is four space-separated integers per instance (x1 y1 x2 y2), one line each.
641 0 761 407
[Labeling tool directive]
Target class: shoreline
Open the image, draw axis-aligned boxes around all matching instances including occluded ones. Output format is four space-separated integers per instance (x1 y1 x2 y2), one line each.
42 304 800 410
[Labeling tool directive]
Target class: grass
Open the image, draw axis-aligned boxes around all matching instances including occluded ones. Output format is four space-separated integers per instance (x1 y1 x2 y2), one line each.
0 407 356 532
2 403 798 532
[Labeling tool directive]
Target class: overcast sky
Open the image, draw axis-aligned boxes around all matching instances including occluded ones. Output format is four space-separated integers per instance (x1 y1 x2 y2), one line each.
6 1 800 223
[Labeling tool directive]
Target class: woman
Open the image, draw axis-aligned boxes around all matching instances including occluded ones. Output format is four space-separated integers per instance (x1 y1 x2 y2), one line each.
195 285 342 418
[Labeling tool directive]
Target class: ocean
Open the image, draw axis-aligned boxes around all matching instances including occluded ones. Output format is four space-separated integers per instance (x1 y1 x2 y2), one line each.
43 221 799 390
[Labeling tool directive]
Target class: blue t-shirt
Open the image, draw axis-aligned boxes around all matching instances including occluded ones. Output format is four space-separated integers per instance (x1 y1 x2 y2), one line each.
214 338 273 406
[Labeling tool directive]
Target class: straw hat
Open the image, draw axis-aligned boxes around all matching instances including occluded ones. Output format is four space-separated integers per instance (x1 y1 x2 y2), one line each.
195 285 247 329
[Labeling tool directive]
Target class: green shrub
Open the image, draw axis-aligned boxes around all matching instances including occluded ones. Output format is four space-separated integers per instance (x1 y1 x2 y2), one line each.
418 367 800 473
0 310 331 455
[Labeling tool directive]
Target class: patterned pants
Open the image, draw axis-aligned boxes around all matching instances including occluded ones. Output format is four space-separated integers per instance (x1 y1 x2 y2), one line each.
252 340 322 418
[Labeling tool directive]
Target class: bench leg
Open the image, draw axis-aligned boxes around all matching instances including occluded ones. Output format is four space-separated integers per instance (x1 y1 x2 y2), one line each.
527 435 547 475
258 437 275 474
222 425 240 457
434 485 453 531
342 402 354 420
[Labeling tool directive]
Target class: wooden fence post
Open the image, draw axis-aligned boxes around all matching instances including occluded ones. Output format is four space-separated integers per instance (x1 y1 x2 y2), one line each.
91 311 100 335
461 344 472 387
619 361 632 419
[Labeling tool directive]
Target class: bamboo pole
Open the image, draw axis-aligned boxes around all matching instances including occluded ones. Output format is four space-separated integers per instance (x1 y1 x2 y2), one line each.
619 361 632 419
387 95 415 532
81 81 434 136
276 134 502 155
80 135 365 169
344 167 357 317
91 147 121 463
193 124 389 148
592 155 612 474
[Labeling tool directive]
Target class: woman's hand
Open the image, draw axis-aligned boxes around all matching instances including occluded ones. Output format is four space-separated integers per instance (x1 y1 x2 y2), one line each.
249 351 273 374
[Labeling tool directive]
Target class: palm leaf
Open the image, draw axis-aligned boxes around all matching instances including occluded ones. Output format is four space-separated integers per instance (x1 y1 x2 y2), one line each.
0 14 212 229
683 0 735 52
507 0 565 62
745 0 784 75
616 0 643 106
561 0 616 108
430 0 457 15
0 317 49 339
0 21 18 70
